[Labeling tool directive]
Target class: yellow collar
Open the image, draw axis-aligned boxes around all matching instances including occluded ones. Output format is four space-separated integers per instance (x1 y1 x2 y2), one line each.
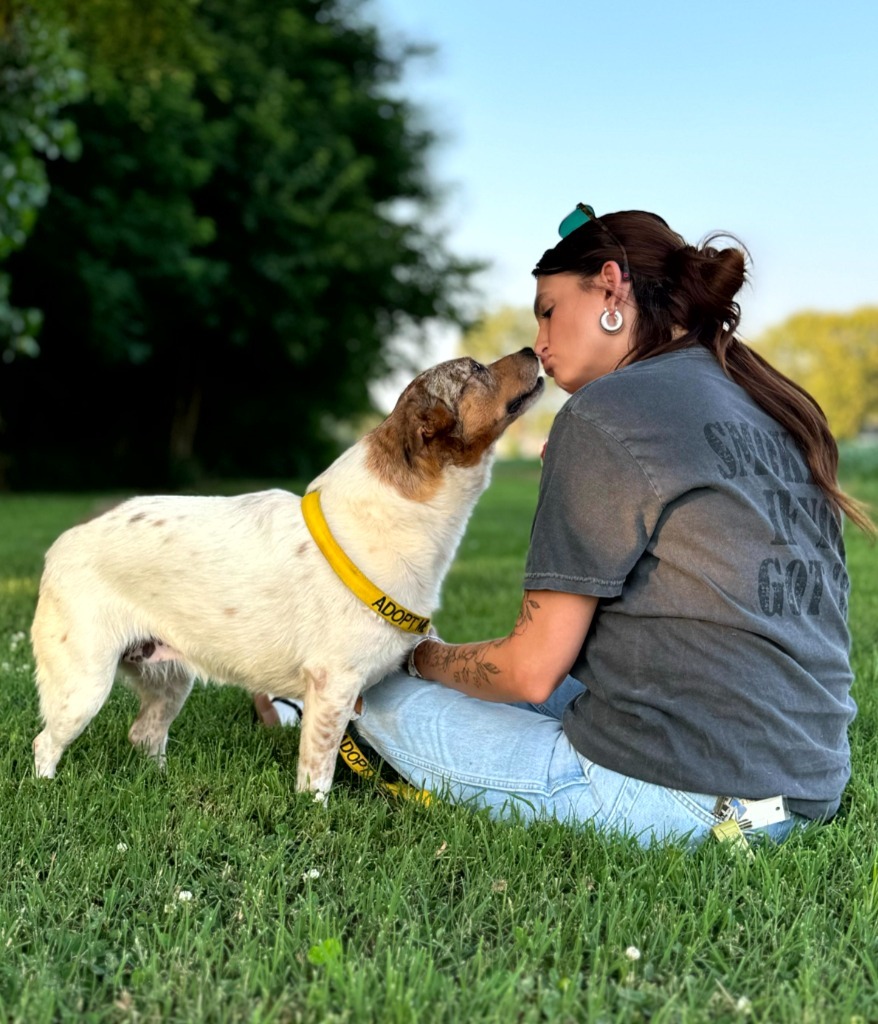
301 489 431 636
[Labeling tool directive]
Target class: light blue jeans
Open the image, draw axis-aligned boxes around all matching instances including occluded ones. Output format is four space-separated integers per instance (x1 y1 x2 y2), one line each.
354 673 807 848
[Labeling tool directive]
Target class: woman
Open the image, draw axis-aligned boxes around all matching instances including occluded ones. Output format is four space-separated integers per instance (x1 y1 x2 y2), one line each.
265 205 871 847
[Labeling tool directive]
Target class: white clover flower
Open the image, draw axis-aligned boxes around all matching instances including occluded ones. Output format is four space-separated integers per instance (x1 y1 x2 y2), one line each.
624 946 642 961
116 842 128 853
302 869 321 881
736 996 752 1015
177 890 193 902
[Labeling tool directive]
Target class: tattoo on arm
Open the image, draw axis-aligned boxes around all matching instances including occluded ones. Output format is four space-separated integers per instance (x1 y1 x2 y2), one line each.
424 642 501 690
511 594 540 637
420 593 541 691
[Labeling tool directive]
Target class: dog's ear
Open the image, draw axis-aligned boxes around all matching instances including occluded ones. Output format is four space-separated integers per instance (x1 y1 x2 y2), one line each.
418 401 456 443
402 400 456 465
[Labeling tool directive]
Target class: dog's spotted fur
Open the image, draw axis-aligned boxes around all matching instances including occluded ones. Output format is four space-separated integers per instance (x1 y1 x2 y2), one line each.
30 349 543 797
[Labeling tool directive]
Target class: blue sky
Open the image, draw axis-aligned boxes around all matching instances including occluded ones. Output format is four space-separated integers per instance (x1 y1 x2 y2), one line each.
372 0 877 354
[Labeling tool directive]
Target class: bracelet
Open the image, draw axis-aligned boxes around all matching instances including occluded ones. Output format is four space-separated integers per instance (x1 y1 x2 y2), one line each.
406 633 445 679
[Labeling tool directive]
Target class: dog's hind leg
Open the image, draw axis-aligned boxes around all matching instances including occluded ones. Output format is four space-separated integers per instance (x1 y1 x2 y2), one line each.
121 658 195 768
31 589 119 778
296 668 359 800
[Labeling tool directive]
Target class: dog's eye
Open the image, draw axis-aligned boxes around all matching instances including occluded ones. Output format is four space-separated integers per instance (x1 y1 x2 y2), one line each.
468 360 488 376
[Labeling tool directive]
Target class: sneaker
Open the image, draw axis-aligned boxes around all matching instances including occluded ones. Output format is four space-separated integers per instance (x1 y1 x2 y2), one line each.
254 693 303 728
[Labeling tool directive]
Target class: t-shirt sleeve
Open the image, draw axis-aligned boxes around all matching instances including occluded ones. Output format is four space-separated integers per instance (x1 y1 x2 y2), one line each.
523 405 664 597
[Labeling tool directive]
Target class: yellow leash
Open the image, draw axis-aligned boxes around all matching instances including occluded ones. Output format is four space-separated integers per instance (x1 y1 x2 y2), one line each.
301 489 431 636
338 732 432 804
300 491 432 802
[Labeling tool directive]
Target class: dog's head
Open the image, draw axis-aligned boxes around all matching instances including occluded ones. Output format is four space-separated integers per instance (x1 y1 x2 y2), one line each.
368 348 544 499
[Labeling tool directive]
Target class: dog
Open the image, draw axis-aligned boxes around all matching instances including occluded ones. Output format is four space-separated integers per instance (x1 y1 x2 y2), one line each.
30 348 543 798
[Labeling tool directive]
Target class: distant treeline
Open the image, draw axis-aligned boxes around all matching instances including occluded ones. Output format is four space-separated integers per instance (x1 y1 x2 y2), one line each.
0 0 481 490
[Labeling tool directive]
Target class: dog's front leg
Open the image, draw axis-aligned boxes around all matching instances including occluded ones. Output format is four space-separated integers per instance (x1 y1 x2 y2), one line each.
296 668 359 803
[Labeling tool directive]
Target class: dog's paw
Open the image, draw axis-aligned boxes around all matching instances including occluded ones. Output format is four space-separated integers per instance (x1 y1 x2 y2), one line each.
33 733 58 778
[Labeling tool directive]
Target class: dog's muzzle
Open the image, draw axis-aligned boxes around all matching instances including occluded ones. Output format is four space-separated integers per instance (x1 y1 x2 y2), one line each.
507 377 544 416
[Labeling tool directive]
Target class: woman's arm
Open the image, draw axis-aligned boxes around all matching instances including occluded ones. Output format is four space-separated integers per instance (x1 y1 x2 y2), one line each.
412 590 598 704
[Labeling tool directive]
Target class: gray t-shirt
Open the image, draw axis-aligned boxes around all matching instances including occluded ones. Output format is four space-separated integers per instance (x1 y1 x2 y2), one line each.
524 346 854 819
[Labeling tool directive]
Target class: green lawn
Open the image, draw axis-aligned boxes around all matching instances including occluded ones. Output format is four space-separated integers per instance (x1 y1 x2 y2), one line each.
1 457 877 1023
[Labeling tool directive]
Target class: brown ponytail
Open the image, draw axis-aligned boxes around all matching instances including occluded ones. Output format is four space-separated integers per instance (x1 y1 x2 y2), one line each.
533 211 874 534
717 339 874 534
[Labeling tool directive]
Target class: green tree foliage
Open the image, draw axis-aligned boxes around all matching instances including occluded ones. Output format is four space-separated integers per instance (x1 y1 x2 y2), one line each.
49 0 210 97
458 305 564 457
0 3 84 362
754 308 878 440
1 0 478 488
462 305 536 364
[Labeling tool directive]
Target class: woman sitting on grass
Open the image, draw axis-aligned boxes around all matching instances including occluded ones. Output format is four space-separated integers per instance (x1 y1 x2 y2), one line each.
259 204 872 847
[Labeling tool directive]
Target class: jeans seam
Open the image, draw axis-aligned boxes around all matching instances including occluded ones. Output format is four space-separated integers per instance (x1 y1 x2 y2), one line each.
667 787 719 826
375 744 590 800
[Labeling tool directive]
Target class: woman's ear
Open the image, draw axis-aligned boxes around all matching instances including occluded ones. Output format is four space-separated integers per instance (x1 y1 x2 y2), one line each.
599 260 631 303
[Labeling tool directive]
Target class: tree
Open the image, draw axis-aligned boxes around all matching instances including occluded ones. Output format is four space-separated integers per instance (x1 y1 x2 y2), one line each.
459 305 564 457
1 0 479 488
753 308 878 440
0 3 83 363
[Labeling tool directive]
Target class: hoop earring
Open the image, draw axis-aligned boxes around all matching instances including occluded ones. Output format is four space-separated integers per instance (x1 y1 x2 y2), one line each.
600 308 624 334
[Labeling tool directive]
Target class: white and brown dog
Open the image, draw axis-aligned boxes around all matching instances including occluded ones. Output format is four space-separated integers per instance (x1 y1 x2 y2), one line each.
30 349 543 797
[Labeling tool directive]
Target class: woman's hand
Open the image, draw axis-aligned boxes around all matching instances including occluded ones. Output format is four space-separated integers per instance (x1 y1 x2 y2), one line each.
410 590 598 704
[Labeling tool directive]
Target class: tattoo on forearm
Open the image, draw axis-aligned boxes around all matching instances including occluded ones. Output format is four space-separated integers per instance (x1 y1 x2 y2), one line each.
420 594 541 691
422 641 500 690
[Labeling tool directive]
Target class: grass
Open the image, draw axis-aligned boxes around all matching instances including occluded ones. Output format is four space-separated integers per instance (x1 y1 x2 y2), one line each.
1 456 877 1023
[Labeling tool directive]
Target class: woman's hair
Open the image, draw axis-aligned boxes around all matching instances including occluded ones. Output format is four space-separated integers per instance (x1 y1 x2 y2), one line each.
533 210 873 534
